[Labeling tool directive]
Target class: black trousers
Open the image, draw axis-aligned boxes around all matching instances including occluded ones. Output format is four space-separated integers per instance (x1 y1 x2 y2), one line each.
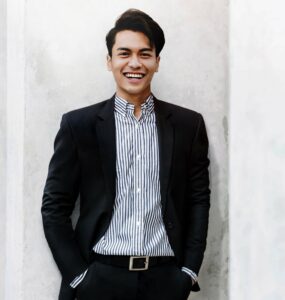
76 259 192 300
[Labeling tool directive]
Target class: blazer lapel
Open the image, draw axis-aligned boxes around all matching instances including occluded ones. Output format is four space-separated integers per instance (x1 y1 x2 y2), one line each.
154 98 174 214
95 96 116 202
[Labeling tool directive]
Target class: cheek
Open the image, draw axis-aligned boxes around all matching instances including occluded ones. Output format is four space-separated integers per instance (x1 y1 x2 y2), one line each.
112 67 123 78
145 62 159 73
146 69 157 78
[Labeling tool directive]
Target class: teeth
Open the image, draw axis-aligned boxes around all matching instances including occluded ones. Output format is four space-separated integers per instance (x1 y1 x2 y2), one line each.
125 73 144 78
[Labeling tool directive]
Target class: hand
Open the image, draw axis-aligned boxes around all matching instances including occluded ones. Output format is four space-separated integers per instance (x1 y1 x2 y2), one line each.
179 270 193 299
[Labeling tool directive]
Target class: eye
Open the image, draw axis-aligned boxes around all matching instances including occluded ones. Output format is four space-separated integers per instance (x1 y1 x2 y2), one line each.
141 52 151 58
118 52 129 57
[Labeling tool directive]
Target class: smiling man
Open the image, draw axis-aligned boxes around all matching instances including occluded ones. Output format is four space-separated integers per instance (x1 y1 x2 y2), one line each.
107 30 159 119
42 9 210 300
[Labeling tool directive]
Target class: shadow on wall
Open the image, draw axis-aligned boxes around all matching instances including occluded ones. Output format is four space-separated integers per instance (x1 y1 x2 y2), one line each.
196 140 228 300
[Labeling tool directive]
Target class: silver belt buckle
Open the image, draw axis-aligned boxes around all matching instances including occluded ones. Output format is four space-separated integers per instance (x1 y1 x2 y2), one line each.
129 256 149 271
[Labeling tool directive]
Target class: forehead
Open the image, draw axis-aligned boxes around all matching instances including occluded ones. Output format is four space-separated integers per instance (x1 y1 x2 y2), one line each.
113 30 153 50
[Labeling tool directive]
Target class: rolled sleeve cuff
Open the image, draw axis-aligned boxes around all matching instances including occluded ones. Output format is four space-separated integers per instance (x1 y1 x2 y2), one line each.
70 269 88 288
181 266 198 285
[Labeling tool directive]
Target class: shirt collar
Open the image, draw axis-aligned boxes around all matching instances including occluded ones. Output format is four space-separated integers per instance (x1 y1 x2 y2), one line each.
114 94 154 117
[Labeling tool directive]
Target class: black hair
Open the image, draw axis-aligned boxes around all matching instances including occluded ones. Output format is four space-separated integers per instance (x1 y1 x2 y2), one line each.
106 9 165 57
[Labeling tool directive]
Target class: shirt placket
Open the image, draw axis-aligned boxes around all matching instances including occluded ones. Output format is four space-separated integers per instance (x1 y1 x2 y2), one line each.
132 113 145 254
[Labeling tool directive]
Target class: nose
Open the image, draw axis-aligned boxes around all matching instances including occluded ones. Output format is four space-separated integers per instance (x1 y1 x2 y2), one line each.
128 55 142 68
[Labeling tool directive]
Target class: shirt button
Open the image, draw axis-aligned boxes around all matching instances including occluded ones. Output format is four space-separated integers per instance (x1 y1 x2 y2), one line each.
137 188 141 193
136 221 140 226
137 154 141 160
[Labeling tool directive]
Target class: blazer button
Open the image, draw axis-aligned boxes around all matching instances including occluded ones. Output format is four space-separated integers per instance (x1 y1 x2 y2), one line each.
167 222 174 229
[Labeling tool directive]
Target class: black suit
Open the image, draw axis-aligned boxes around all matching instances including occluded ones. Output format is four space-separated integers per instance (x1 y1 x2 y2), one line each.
42 95 210 300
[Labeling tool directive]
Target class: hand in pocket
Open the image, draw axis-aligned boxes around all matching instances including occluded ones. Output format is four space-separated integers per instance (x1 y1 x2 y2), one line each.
76 262 96 299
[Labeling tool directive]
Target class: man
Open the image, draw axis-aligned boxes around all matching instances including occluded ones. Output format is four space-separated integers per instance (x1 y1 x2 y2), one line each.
42 9 210 300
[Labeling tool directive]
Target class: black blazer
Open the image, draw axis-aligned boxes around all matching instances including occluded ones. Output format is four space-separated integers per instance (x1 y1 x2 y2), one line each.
41 95 210 300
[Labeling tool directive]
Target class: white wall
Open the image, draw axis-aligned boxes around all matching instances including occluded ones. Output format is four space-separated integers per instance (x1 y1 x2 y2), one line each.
0 0 7 298
4 0 25 299
229 0 285 299
2 1 228 299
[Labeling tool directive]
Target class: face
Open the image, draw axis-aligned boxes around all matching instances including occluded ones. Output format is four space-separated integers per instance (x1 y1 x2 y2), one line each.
107 30 160 101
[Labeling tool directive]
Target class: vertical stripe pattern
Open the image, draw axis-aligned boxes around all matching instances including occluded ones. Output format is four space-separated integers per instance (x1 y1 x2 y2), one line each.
93 94 174 256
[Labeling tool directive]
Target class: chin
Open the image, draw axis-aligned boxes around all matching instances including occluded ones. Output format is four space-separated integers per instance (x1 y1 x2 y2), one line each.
124 88 145 96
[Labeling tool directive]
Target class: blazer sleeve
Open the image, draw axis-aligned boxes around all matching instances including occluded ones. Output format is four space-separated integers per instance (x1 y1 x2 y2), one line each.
41 114 88 283
184 114 210 274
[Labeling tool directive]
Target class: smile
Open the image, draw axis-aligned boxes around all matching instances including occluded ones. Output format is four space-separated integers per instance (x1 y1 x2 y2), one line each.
123 73 145 79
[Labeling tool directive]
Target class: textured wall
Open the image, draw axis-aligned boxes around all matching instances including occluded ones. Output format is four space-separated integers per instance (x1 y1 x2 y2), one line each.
0 0 7 298
229 0 285 299
3 0 228 299
5 0 26 298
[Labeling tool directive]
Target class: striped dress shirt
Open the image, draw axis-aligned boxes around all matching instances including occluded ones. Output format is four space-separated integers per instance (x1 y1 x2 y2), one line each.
93 94 174 256
70 94 197 288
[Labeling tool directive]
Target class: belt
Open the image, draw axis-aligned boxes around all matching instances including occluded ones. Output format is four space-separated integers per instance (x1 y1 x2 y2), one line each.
94 253 174 271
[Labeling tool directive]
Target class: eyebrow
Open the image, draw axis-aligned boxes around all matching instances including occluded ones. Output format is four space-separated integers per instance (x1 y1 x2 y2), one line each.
116 47 153 52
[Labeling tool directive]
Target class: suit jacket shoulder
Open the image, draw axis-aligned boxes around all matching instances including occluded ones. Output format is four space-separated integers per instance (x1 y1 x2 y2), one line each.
154 98 205 134
61 96 205 136
63 96 202 124
64 97 114 125
154 98 201 118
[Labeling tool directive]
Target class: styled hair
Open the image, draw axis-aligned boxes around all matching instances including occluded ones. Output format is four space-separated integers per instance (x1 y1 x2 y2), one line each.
106 9 165 57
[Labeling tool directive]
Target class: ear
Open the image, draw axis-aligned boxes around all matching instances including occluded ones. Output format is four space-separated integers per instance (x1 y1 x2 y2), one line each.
107 54 112 71
155 56 160 72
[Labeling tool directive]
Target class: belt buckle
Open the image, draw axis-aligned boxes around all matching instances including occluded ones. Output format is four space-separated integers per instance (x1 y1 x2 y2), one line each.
129 256 149 271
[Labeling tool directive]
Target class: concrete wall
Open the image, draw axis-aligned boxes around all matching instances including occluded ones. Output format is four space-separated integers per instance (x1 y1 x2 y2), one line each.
0 0 7 298
5 0 25 299
2 0 228 299
229 0 285 299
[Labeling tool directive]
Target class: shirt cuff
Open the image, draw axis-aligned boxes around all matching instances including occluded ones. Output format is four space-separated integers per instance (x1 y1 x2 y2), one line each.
181 267 198 285
70 269 88 288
